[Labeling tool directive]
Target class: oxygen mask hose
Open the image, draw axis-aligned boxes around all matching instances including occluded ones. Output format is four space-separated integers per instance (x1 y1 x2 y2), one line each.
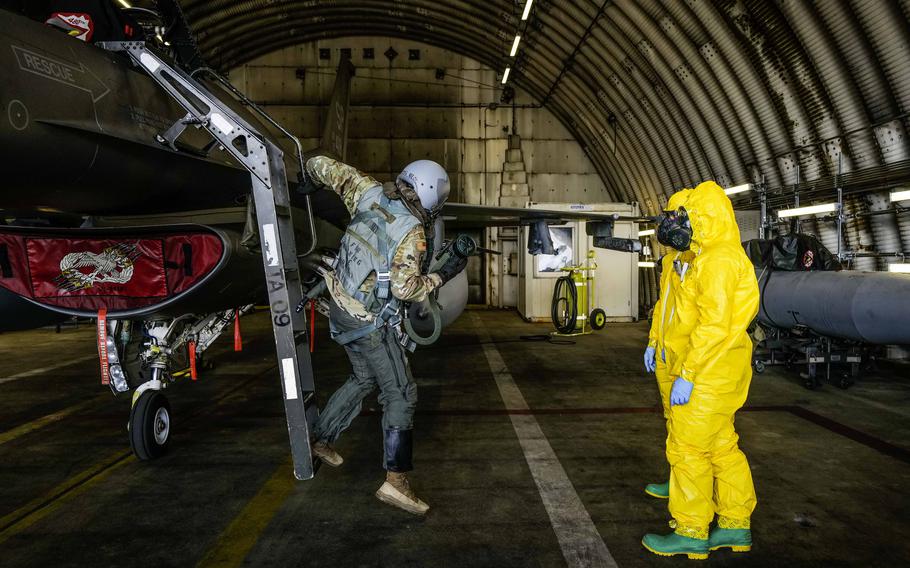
404 297 443 346
404 234 500 346
403 235 470 346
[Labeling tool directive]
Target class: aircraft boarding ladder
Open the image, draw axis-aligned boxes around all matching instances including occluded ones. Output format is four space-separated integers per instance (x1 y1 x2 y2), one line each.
100 41 320 480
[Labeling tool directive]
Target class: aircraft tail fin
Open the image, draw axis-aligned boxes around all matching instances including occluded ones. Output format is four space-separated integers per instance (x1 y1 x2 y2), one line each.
318 57 355 161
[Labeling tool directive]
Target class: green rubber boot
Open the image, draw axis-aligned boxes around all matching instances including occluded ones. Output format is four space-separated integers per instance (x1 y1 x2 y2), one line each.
644 481 669 499
708 528 752 552
642 531 709 560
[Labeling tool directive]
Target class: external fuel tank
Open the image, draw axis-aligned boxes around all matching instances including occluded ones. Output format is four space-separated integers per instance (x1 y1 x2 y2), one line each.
758 270 910 345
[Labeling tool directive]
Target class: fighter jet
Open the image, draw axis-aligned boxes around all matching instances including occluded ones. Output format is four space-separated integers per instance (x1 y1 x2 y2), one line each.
0 5 643 472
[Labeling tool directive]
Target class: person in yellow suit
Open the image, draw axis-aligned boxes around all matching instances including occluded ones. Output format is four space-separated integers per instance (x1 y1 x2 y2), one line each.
643 188 691 500
641 181 759 560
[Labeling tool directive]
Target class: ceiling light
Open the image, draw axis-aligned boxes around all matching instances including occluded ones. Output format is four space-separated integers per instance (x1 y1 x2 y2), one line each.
510 35 521 57
890 189 910 202
777 203 837 218
521 0 534 21
501 67 511 84
638 261 656 268
889 263 910 273
638 229 655 237
117 0 132 8
724 183 751 196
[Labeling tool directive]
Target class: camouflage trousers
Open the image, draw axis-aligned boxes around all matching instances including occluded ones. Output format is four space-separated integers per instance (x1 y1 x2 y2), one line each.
312 300 418 471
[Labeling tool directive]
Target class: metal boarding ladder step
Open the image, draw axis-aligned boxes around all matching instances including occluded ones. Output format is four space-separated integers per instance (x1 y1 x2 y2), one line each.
101 41 319 480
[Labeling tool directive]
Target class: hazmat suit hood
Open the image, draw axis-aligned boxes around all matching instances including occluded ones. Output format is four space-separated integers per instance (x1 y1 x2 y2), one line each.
683 181 741 253
666 187 692 212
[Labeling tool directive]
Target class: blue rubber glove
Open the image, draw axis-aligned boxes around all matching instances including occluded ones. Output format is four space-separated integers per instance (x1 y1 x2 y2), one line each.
670 377 694 406
644 346 657 373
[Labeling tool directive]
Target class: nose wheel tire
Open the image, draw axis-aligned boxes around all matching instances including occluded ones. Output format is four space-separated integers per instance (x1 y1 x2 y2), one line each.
129 391 172 460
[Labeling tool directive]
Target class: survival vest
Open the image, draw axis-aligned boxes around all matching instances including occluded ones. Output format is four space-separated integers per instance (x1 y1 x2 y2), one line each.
329 185 422 349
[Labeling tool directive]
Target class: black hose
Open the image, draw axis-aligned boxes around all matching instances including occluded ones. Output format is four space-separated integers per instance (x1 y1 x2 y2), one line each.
519 334 576 345
551 276 578 334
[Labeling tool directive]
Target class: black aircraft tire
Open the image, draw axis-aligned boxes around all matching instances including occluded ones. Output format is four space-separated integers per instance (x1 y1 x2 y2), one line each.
129 391 172 461
590 309 607 330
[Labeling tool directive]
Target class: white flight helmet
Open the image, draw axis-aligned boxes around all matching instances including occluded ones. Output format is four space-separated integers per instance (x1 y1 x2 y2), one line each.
397 160 450 217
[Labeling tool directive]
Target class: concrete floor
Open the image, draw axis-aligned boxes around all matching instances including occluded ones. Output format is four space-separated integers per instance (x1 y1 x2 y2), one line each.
0 310 908 567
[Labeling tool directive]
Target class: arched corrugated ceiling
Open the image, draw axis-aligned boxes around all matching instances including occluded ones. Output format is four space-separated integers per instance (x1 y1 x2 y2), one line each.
178 1 910 228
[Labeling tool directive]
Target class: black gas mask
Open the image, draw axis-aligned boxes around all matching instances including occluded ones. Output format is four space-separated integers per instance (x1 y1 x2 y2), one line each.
656 207 693 251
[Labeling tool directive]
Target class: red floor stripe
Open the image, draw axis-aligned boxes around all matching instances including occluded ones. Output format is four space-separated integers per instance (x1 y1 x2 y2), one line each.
359 404 910 464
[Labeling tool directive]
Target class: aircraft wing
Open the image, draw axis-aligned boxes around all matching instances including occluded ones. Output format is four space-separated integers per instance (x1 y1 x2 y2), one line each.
441 202 650 227
440 202 651 253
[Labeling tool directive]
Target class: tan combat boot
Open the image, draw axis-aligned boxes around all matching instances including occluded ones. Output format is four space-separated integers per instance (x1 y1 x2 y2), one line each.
375 471 429 515
311 440 343 467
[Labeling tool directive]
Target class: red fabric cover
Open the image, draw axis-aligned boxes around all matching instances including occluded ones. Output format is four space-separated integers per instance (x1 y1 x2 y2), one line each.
0 235 30 298
28 238 167 299
165 234 225 295
0 232 223 313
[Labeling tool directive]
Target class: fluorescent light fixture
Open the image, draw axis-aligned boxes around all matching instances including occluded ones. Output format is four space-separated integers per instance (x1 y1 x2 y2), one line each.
777 203 837 218
117 0 132 8
521 0 534 21
724 183 752 196
638 229 655 237
510 35 521 57
638 261 656 268
501 67 511 84
889 263 910 273
890 189 910 202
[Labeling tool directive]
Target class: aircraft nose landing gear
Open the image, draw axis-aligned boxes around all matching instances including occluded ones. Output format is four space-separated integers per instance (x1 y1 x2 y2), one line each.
129 389 172 460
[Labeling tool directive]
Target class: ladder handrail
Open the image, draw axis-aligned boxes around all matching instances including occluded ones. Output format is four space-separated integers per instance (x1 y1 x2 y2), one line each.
190 66 317 258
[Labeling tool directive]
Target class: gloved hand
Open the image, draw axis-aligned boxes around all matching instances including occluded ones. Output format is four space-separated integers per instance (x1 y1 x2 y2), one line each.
644 346 657 373
435 254 468 284
295 171 322 196
670 377 694 406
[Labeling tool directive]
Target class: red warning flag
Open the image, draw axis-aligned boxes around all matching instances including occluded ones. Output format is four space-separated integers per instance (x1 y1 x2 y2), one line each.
234 309 242 352
188 341 198 381
97 309 109 385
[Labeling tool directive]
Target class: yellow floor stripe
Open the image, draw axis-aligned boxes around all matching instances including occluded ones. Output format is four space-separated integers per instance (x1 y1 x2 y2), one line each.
196 460 295 568
0 450 134 545
0 355 96 385
0 361 278 550
0 398 102 446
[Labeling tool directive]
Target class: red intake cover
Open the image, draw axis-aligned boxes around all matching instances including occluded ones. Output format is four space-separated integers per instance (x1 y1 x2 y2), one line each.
0 231 224 313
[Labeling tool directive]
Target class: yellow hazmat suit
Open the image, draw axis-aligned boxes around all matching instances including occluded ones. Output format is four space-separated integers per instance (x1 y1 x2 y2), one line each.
649 188 692 421
655 181 759 538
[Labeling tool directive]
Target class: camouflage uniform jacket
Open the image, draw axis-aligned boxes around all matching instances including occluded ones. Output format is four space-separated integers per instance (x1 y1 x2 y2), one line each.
306 156 443 322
